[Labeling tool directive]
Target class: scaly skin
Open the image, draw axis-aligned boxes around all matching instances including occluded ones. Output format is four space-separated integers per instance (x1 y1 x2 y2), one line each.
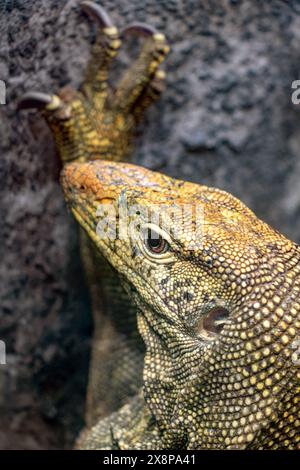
19 2 169 427
61 160 300 449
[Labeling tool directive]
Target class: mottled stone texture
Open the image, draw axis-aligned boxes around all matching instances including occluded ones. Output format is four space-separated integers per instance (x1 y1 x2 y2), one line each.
1 0 300 449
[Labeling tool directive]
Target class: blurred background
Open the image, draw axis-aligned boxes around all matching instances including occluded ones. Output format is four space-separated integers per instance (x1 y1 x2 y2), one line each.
1 0 300 449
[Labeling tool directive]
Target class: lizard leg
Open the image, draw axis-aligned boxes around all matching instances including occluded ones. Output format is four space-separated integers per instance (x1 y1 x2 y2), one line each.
80 1 121 107
17 2 121 163
18 4 169 163
77 392 163 450
114 23 170 118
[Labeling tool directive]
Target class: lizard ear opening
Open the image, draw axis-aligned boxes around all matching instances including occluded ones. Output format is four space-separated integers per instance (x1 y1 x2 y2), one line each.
197 306 230 340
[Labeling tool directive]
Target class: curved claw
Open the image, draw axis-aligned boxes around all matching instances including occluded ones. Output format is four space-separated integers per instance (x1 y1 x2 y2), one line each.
80 1 113 29
122 22 161 38
17 92 61 111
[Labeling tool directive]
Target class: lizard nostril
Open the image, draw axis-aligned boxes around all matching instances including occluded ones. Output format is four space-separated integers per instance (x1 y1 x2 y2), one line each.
79 184 86 191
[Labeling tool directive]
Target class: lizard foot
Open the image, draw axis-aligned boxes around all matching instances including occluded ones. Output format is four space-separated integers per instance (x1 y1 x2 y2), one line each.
18 1 170 164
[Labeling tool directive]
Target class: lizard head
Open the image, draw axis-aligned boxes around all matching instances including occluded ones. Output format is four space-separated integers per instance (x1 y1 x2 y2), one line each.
62 159 300 449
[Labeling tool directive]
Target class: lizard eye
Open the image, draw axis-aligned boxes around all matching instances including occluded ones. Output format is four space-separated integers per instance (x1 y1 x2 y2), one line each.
139 223 174 263
144 228 170 255
197 306 230 341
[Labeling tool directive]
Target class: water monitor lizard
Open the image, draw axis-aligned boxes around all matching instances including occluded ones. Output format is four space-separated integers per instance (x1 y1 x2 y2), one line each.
19 1 300 450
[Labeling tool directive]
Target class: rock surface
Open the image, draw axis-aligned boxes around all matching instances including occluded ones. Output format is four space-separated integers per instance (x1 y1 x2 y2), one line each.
1 0 300 449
